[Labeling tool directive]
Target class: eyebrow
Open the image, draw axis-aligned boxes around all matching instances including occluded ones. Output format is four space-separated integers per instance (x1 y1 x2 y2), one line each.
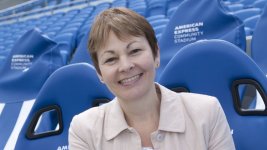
100 40 139 58
100 50 115 59
126 40 138 49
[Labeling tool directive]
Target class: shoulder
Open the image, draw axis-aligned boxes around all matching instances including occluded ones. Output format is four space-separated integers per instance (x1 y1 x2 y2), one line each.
178 92 222 120
158 83 221 118
158 83 219 108
179 92 220 110
178 92 224 128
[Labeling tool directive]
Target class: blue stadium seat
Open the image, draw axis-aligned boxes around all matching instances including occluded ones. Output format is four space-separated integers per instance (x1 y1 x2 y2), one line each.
157 0 246 80
70 32 92 64
112 0 127 8
54 33 76 64
233 8 262 20
0 28 64 149
15 63 113 150
147 0 167 16
167 6 178 18
167 0 183 9
251 4 267 74
253 0 267 9
153 24 167 35
146 15 166 22
158 39 267 150
243 15 260 29
149 19 169 27
225 3 244 12
240 0 256 6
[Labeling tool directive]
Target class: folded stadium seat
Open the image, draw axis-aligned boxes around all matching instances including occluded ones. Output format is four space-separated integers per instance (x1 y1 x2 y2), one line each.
92 2 111 14
128 0 147 16
146 14 166 22
0 49 9 56
38 25 48 31
233 8 262 21
225 3 244 12
0 45 4 51
158 39 267 150
0 55 6 67
76 4 109 46
167 0 183 9
251 4 267 74
147 0 167 16
153 24 167 35
253 0 267 9
167 6 178 18
76 17 92 44
80 5 94 14
156 33 162 40
112 0 128 8
65 9 79 17
46 31 57 37
243 15 260 30
240 0 257 6
76 25 90 46
0 50 8 67
47 0 58 6
130 4 147 17
149 19 169 27
157 0 246 80
45 26 64 36
60 0 71 4
54 33 76 64
129 0 146 7
70 31 92 64
14 63 113 150
0 28 64 150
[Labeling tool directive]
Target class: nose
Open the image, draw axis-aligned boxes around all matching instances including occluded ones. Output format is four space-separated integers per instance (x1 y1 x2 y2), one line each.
118 56 134 73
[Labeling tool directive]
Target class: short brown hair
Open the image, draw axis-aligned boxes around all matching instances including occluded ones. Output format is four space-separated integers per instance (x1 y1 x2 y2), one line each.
88 7 158 74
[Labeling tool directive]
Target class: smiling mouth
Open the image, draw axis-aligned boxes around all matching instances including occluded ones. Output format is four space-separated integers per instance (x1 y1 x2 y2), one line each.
118 73 144 86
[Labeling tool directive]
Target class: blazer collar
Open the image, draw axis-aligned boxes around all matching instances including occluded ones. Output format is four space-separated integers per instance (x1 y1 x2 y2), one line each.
104 83 186 141
157 84 185 133
104 98 129 141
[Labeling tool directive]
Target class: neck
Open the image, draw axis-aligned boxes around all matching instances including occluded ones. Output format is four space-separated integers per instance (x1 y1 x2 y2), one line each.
118 84 161 127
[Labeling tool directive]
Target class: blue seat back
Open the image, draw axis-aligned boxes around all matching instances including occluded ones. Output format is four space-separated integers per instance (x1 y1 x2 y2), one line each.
243 15 260 29
233 8 262 20
70 32 92 64
251 4 267 74
15 63 113 150
0 28 63 101
158 39 267 150
157 0 246 79
0 28 64 149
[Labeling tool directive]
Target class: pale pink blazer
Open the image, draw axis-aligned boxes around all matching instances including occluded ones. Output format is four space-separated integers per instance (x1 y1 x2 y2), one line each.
69 84 235 150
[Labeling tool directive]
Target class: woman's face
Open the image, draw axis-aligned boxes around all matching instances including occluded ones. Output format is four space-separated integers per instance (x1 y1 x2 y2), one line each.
97 31 159 101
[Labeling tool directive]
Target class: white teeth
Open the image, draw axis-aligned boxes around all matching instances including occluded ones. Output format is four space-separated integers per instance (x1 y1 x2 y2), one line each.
120 74 141 85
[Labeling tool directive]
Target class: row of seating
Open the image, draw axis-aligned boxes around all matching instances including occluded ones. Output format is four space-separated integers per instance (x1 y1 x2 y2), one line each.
222 0 267 35
0 0 182 65
0 0 82 18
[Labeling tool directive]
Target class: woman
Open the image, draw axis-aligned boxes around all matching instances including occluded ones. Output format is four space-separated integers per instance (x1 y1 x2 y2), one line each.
68 7 235 150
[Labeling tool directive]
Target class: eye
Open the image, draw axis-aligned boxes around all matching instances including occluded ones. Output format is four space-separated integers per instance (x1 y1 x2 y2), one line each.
104 57 117 64
130 49 141 55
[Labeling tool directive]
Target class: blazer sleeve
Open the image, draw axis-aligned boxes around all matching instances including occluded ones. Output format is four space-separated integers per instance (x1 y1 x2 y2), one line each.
68 115 95 150
208 97 236 150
